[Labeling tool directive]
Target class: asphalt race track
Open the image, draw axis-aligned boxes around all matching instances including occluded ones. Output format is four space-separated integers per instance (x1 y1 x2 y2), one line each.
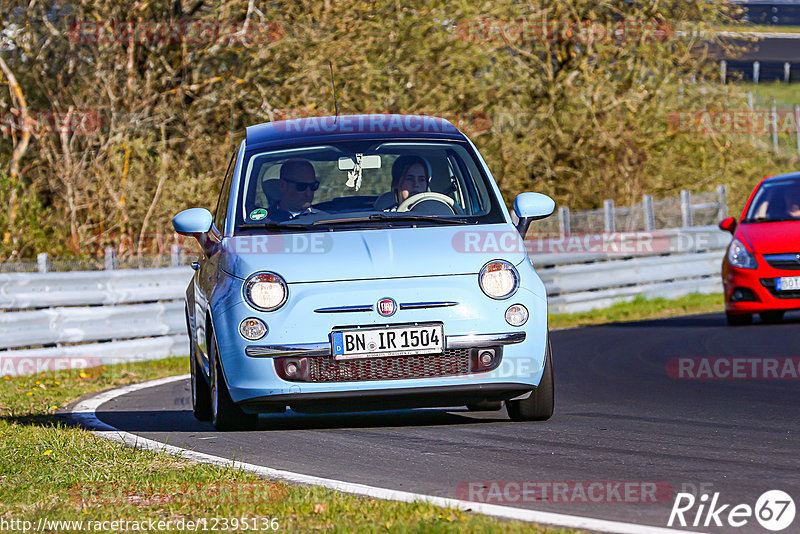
86 312 800 533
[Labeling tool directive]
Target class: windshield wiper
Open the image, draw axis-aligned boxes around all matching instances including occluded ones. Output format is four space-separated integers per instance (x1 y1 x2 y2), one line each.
311 213 473 226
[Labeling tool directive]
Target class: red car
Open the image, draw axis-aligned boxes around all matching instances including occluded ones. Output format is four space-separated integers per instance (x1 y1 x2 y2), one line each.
719 172 800 325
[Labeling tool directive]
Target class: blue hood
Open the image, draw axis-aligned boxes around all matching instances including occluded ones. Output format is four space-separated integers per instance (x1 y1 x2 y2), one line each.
219 224 528 283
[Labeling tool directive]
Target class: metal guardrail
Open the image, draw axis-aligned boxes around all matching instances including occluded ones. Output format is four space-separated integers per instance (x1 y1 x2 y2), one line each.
0 227 732 375
0 268 193 377
532 226 731 314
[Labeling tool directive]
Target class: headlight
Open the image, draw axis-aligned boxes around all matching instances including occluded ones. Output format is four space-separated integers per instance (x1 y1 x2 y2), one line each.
728 239 757 269
244 272 287 311
479 260 519 299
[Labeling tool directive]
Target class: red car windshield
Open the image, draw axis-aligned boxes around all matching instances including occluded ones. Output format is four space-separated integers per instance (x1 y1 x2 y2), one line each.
744 178 800 223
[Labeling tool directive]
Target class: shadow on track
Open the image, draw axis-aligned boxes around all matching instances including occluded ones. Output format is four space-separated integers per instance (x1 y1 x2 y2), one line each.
89 406 511 433
591 311 800 329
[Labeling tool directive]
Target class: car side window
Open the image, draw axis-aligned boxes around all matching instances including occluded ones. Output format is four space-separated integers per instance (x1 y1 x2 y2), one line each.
214 149 238 232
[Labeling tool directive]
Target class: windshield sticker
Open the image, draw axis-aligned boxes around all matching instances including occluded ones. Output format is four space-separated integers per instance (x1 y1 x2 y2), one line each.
249 208 267 221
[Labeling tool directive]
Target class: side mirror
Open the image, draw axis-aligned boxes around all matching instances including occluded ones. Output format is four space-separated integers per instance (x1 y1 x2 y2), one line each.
173 208 217 255
719 216 737 234
514 192 555 237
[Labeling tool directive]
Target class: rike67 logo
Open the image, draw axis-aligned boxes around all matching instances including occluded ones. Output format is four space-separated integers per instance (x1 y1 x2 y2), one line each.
668 490 795 531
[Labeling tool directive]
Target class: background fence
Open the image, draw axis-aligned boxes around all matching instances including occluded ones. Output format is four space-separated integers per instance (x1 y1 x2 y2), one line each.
0 188 733 376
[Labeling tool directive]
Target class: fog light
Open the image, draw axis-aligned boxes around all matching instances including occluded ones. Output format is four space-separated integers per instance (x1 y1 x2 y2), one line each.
239 317 267 340
505 304 529 326
479 350 495 366
285 362 299 377
731 287 757 302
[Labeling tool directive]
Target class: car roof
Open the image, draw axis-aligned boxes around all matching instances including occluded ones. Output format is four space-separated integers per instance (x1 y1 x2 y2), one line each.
763 171 800 182
244 114 466 150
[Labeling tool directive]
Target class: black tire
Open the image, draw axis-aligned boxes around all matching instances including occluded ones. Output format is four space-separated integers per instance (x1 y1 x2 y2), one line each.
726 312 752 326
187 310 212 421
507 342 554 422
760 311 785 324
190 350 212 421
210 334 258 431
466 401 503 412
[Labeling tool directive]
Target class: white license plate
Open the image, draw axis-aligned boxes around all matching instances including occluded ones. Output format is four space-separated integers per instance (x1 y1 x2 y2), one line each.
776 276 800 291
331 324 444 360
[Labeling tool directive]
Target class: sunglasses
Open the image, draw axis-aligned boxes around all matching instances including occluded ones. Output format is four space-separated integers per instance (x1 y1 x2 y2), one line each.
282 178 320 192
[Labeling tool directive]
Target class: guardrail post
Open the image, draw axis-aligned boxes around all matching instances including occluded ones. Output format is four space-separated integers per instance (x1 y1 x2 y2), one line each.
603 199 615 233
754 61 760 84
680 190 693 227
171 244 183 267
643 195 655 231
720 60 727 84
558 206 570 237
717 185 728 220
785 62 791 84
747 91 755 145
795 105 800 157
771 101 779 154
37 253 50 273
104 247 117 270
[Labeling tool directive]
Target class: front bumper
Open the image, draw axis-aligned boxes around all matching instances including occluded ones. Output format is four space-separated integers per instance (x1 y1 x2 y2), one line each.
723 259 800 313
210 272 549 407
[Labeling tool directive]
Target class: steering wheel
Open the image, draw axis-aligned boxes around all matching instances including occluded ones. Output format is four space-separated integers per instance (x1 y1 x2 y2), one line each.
397 192 465 215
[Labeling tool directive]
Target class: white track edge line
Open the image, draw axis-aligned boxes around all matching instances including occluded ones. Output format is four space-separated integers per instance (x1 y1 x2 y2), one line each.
70 374 705 534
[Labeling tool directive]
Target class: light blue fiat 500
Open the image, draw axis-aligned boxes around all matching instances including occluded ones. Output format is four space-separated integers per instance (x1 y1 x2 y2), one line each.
174 114 555 430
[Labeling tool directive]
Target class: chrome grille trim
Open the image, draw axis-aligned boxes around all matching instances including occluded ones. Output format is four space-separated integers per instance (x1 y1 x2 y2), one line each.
314 301 458 313
246 331 525 358
245 343 328 357
314 305 374 313
399 301 458 310
446 332 526 348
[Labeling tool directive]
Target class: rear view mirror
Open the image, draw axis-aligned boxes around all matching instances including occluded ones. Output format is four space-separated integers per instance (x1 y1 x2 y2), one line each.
338 154 382 170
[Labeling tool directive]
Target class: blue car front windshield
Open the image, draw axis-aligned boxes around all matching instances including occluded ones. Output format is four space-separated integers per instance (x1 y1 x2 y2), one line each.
235 140 505 231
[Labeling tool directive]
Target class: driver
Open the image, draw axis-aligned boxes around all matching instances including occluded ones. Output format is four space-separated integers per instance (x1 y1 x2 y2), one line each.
783 185 800 218
386 155 431 211
268 159 321 221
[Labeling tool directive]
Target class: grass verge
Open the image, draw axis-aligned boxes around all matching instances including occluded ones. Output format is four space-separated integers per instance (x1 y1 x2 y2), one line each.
548 292 724 330
0 358 572 533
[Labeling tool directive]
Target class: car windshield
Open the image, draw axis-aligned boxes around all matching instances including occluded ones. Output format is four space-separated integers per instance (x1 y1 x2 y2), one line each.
235 140 504 232
743 177 800 223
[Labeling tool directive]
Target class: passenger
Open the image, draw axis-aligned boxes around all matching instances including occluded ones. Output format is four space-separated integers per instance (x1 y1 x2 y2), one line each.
387 155 431 210
268 159 320 221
